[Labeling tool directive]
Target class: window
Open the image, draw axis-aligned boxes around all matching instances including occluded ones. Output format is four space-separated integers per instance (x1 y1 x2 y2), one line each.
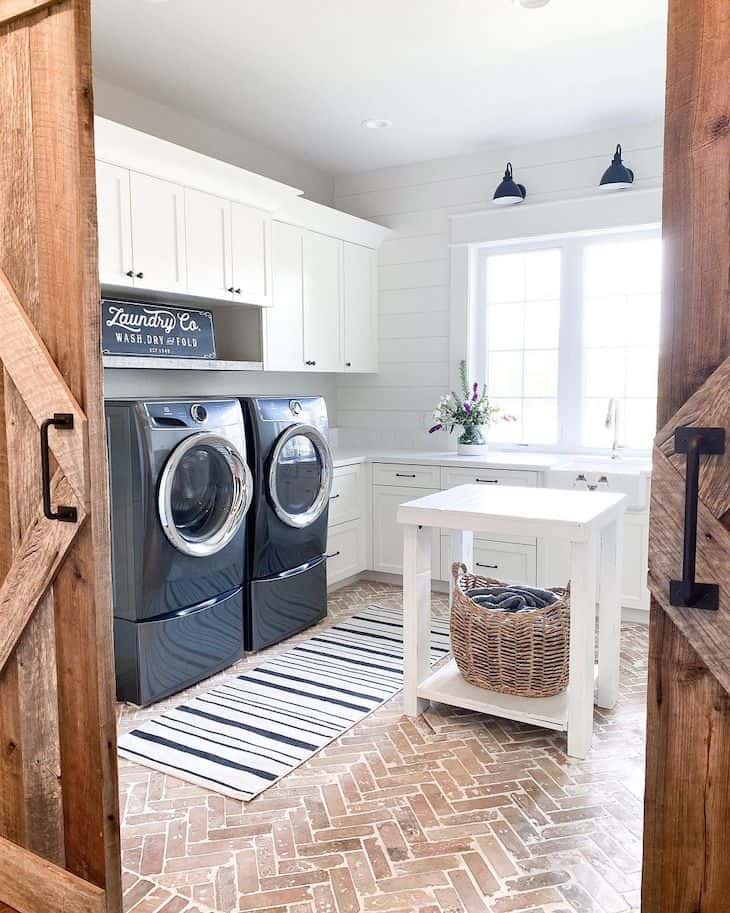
581 238 661 450
485 249 561 445
479 228 661 452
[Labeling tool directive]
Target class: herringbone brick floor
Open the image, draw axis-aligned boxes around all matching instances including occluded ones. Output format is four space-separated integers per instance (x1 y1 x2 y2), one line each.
118 580 648 913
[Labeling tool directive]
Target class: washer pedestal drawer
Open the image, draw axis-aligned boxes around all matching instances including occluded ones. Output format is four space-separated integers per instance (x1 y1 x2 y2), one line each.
248 556 327 652
114 587 243 707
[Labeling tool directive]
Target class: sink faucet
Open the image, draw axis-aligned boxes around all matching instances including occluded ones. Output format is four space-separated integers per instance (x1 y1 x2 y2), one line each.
605 397 622 460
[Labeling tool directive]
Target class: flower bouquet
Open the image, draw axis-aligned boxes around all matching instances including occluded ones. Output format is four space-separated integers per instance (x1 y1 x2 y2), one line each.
429 360 515 454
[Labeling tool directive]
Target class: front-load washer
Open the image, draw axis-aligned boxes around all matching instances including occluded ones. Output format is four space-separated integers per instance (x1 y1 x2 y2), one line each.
106 398 253 706
241 396 333 651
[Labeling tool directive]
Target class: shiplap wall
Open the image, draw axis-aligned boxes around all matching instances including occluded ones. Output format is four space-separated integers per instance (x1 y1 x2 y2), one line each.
333 122 664 450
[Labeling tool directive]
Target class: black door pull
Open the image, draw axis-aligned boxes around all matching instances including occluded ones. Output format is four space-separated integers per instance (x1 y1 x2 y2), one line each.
41 413 78 523
669 426 725 610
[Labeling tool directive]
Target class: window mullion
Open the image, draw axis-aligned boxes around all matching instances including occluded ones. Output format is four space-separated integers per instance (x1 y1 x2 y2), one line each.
558 239 583 451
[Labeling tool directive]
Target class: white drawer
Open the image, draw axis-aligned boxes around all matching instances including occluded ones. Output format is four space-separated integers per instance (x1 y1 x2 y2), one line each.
328 464 363 527
372 462 441 489
443 538 537 586
442 466 538 489
326 519 365 585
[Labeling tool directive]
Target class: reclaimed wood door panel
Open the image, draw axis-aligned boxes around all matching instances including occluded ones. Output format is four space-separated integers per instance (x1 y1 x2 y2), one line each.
642 1 730 911
0 0 121 911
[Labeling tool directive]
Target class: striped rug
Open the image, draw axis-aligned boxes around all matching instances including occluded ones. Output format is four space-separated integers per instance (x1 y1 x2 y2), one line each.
117 605 450 801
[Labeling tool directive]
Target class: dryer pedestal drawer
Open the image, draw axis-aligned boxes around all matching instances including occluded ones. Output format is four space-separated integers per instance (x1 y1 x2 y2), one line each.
114 588 243 707
249 557 327 652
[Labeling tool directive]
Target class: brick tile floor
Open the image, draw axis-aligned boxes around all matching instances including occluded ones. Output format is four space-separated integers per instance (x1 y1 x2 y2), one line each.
118 580 648 913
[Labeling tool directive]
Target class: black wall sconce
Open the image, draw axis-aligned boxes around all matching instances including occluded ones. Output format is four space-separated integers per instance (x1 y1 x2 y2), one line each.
493 162 527 206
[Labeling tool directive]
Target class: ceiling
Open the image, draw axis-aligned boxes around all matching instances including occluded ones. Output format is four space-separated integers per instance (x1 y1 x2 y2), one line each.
91 0 667 176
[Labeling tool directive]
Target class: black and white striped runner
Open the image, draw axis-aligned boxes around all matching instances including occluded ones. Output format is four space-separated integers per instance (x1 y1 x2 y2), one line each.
118 605 450 801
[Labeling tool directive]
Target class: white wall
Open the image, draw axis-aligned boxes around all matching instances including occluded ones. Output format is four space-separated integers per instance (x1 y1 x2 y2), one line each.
93 78 334 206
333 122 664 450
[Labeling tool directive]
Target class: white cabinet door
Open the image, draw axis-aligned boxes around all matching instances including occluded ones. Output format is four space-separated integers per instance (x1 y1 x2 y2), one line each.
129 172 187 294
326 520 365 586
302 230 342 371
343 242 377 372
184 189 232 301
96 161 133 287
622 513 650 610
372 485 440 578
231 202 271 307
264 221 304 371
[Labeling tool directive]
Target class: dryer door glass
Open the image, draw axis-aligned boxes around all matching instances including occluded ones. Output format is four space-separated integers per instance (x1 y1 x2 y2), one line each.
269 424 333 528
159 433 253 557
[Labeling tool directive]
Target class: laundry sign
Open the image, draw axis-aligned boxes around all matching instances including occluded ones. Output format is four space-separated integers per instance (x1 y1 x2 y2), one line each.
101 300 217 359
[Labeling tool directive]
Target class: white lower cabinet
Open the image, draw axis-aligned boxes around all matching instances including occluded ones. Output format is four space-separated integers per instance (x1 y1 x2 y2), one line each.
442 537 537 586
538 512 650 609
372 485 441 578
327 520 365 586
327 464 368 587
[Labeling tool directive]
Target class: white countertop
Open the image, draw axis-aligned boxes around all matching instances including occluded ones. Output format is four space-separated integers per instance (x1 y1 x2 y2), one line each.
398 484 628 541
332 448 651 475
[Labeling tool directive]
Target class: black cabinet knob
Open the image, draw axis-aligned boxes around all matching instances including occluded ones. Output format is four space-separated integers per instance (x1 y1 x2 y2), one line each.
135 272 144 279
345 361 351 367
227 286 234 293
305 360 317 366
235 288 241 295
125 270 134 278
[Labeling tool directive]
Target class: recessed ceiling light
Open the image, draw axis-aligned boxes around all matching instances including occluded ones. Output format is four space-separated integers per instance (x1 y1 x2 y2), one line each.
515 0 551 8
361 118 392 130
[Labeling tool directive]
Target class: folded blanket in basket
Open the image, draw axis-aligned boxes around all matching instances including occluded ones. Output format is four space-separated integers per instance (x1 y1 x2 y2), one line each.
465 584 558 614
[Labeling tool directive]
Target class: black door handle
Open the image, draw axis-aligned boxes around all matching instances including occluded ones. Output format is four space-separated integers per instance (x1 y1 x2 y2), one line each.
476 562 499 570
476 478 499 484
41 413 77 523
669 426 725 610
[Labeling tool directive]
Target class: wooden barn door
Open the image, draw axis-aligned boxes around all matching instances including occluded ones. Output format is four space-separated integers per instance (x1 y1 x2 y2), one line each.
0 1 122 912
642 1 730 910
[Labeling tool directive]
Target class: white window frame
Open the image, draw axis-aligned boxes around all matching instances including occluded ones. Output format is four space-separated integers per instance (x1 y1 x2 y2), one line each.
472 224 661 455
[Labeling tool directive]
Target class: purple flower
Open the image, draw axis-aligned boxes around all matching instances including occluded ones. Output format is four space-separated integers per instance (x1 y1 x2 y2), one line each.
429 423 443 433
472 382 478 402
463 402 472 415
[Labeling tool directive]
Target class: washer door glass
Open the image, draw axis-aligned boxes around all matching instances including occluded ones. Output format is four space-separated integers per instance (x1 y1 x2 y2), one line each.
269 424 332 528
159 433 252 557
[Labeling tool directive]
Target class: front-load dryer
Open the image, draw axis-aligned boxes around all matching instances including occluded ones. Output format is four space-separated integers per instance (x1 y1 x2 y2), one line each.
106 399 253 706
241 396 333 651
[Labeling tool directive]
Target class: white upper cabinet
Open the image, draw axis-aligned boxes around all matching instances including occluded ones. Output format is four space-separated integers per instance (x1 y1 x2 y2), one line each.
231 203 272 307
302 230 343 372
96 161 133 287
343 242 378 373
264 221 304 371
129 172 187 295
184 189 232 300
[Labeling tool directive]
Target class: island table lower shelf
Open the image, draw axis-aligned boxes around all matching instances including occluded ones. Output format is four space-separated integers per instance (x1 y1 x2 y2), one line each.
420 658 600 732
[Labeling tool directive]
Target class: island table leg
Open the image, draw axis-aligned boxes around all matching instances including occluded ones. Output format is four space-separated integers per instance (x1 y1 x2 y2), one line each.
448 529 474 604
567 535 599 759
596 515 623 710
403 523 432 717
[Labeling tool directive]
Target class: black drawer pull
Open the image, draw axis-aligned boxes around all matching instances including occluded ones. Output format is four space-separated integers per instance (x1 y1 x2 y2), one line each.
396 473 416 478
476 562 498 570
41 414 77 523
476 478 499 484
669 426 725 610
329 493 340 500
325 551 341 559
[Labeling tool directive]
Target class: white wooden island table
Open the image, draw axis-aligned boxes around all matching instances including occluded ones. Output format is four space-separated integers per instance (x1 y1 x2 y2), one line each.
398 483 627 759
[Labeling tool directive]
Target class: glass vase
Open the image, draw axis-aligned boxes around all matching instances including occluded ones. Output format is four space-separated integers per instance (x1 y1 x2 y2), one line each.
457 423 488 455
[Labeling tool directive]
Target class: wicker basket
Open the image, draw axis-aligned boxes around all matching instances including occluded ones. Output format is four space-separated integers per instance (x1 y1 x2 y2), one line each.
450 562 570 697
